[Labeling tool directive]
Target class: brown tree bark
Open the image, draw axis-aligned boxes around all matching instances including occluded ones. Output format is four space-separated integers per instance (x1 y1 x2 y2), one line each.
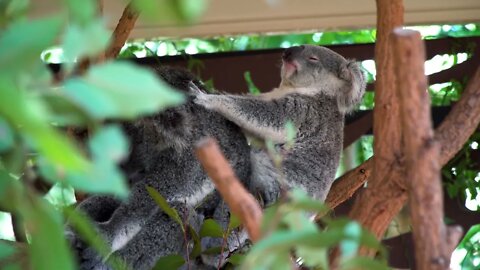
346 0 406 256
74 1 140 75
195 137 263 242
393 28 460 270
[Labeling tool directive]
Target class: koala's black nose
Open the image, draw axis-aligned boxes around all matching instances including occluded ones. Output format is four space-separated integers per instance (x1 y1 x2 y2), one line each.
282 45 305 61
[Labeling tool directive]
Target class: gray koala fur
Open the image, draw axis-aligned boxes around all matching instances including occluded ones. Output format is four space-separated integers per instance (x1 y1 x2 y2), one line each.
194 45 366 205
66 66 251 270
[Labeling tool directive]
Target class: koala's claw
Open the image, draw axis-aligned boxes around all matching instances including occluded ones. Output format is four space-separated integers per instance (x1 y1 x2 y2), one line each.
188 81 204 95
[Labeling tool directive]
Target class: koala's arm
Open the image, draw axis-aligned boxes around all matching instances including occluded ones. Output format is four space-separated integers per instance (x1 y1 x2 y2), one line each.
337 60 366 113
195 93 302 143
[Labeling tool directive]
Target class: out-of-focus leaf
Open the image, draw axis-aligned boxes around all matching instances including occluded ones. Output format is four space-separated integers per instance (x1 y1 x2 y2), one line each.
0 78 88 171
268 251 292 270
340 222 361 259
41 92 93 126
287 189 330 213
38 157 129 198
65 0 96 26
63 62 184 120
0 16 63 73
152 254 185 270
26 195 76 270
0 117 14 152
62 19 110 62
63 207 111 259
227 253 245 266
284 120 296 149
340 256 388 270
296 247 328 268
282 211 317 232
200 219 224 238
228 213 241 230
89 125 129 162
146 186 184 228
188 225 201 259
5 0 29 18
0 239 16 259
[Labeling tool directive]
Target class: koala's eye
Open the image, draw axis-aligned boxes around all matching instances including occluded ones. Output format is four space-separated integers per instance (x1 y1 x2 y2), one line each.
309 56 319 62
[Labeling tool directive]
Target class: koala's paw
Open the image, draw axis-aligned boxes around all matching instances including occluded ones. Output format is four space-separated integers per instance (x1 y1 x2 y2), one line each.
188 81 204 96
193 92 213 109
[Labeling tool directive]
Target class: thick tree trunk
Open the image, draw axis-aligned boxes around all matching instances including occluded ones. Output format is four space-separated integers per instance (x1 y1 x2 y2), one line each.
347 0 406 256
393 28 459 270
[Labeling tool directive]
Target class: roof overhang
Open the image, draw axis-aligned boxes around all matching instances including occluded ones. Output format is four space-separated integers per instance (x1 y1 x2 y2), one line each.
31 0 480 39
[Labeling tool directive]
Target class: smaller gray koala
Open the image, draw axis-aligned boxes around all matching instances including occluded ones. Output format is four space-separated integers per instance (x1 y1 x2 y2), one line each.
193 45 366 205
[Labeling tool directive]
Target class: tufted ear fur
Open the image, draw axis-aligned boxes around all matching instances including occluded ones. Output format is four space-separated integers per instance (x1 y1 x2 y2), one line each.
336 60 366 113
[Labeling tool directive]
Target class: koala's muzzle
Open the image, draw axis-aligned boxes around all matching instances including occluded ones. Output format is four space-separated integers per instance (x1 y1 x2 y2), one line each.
282 45 305 61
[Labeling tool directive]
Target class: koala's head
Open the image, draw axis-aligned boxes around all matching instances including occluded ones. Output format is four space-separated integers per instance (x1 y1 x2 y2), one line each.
280 45 366 112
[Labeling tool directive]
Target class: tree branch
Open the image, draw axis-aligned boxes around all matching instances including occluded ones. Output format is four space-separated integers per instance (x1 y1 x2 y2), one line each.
195 137 263 242
104 2 139 60
394 28 455 270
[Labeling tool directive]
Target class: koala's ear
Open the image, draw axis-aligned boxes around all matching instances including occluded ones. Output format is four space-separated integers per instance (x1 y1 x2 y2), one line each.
338 61 353 81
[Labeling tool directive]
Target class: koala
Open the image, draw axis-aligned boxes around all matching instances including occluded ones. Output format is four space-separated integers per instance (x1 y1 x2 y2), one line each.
193 45 366 205
66 66 252 270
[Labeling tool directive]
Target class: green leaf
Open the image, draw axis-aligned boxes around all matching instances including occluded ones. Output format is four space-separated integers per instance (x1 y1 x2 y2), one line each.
63 62 185 120
340 256 388 270
40 92 94 126
228 213 242 230
296 247 328 268
284 120 296 149
188 225 202 259
146 186 184 228
0 117 14 152
244 71 260 95
62 19 110 62
26 196 76 270
0 78 88 171
200 219 224 238
152 254 185 270
38 157 129 198
287 189 329 213
65 0 96 26
226 253 245 266
0 240 16 260
63 207 111 259
89 125 129 162
0 16 63 73
340 222 361 259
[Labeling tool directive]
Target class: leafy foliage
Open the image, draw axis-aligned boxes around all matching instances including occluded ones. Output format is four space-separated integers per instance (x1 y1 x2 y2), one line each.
0 0 203 269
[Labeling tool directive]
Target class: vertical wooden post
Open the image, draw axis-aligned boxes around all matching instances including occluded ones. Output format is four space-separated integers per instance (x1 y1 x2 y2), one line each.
347 0 407 256
393 28 461 270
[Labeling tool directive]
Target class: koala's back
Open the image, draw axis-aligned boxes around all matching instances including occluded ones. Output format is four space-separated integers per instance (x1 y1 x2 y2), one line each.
121 66 251 205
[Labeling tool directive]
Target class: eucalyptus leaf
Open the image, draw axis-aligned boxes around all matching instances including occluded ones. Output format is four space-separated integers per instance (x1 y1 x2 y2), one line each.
146 186 184 228
228 213 241 230
226 253 245 266
152 254 185 270
39 157 129 197
200 219 224 238
340 256 388 270
0 16 63 73
0 117 14 152
88 125 129 163
63 62 185 120
0 239 16 260
188 225 202 259
41 92 94 126
62 19 110 62
26 195 76 270
65 0 96 26
0 78 88 171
